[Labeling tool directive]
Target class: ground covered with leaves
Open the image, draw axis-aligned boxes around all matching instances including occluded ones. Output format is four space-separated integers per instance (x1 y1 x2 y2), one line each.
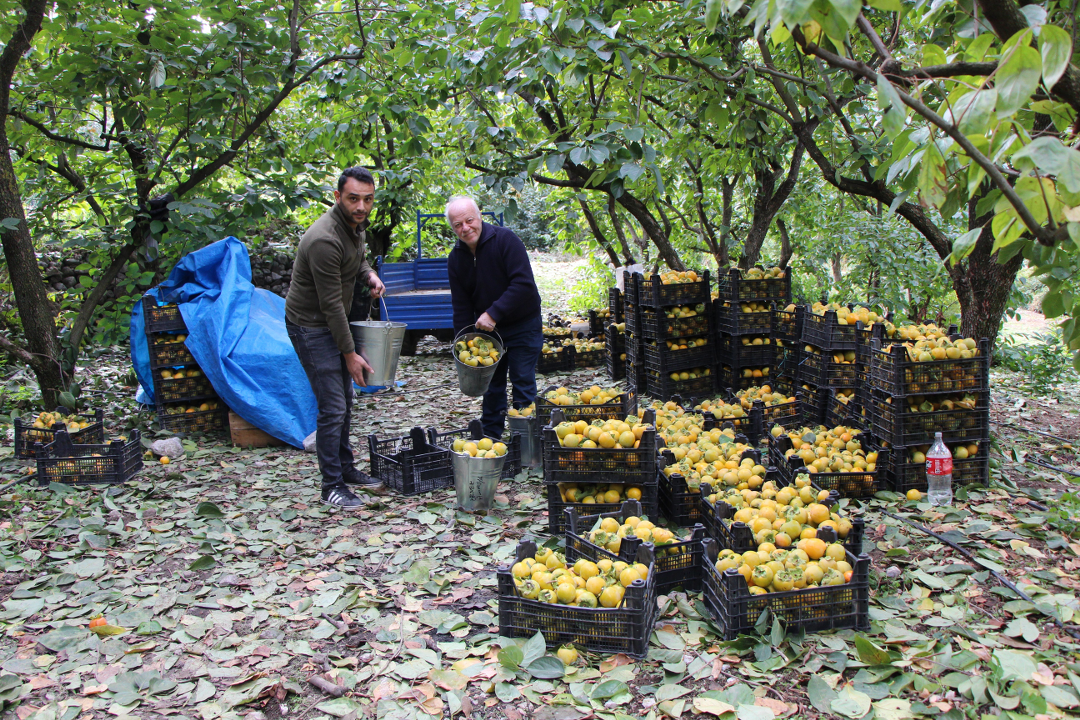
2 270 1080 720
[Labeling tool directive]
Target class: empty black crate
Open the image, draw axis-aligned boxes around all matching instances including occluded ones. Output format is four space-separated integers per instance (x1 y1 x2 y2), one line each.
142 296 187 333
14 408 105 459
428 420 523 480
369 427 453 495
869 338 990 396
713 301 772 335
564 501 708 594
34 429 143 486
632 270 711 308
715 268 792 304
498 538 657 658
865 388 989 446
702 539 870 640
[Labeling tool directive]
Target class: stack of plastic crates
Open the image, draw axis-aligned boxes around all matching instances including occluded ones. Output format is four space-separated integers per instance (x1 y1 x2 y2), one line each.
714 268 790 395
867 337 991 493
628 270 713 400
143 297 227 434
605 323 627 382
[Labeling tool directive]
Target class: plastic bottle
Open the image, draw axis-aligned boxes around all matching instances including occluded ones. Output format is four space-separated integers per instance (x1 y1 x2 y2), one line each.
925 432 953 506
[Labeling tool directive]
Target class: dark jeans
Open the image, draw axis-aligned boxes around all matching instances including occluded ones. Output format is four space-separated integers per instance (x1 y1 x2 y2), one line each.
482 315 543 439
286 321 356 491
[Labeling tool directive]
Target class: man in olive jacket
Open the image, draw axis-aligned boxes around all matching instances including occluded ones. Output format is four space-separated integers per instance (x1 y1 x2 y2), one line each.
286 167 386 509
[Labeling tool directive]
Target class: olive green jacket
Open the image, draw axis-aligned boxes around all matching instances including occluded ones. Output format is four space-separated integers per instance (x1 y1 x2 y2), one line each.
285 203 373 354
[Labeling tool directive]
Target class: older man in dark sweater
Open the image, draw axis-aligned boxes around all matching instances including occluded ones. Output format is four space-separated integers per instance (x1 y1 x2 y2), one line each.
285 167 386 508
446 196 543 439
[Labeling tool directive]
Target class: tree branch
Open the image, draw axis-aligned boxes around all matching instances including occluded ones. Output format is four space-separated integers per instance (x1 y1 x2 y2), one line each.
8 110 108 150
0 333 36 367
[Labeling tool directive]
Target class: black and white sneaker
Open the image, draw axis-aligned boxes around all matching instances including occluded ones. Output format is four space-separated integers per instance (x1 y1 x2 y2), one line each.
343 470 385 493
322 485 365 509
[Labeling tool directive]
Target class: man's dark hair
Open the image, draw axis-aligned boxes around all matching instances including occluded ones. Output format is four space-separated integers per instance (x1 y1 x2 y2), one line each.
338 166 375 191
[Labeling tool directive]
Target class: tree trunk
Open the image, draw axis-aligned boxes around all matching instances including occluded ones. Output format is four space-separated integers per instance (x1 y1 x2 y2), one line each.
578 199 621 266
0 0 62 405
951 199 1023 350
777 218 793 270
615 193 685 271
739 143 805 269
719 176 735 268
831 253 843 283
606 196 635 265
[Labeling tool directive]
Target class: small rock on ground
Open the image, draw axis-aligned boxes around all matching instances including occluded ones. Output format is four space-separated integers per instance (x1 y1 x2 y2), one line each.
151 437 185 459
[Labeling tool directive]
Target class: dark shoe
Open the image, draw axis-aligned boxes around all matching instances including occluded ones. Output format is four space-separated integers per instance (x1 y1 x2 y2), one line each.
343 470 385 493
322 485 365 509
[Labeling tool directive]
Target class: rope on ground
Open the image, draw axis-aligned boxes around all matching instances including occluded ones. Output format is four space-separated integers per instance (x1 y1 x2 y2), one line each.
879 509 1080 643
990 420 1074 445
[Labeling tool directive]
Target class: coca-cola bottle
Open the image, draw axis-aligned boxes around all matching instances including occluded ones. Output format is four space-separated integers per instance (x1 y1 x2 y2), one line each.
925 432 953 506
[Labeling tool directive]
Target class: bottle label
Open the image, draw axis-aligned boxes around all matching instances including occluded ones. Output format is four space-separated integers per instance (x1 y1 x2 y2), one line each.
927 457 953 475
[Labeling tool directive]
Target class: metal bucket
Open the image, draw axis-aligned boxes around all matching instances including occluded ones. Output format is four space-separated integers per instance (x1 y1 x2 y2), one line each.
350 298 407 387
453 325 504 397
452 452 506 511
507 415 540 468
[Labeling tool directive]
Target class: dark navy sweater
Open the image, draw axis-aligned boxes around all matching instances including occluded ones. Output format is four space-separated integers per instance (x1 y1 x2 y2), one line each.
447 222 541 333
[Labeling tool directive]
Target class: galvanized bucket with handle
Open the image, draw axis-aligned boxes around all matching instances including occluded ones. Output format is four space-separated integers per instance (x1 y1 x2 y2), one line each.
350 297 407 387
507 414 540 468
453 325 504 396
452 451 506 511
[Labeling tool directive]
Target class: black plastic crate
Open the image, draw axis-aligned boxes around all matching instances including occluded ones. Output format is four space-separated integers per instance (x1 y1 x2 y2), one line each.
800 309 862 351
701 539 871 640
715 268 792 304
699 482 865 556
498 538 657 658
869 338 990 396
658 470 706 527
865 388 989 446
799 348 861 388
369 427 453 495
573 347 607 368
713 302 772 335
564 501 707 594
427 420 522 480
632 270 711 309
769 433 886 498
726 389 805 434
608 287 625 324
588 309 612 338
537 346 574 374
157 405 229 434
717 334 777 369
643 340 713 375
34 429 143 486
605 326 627 382
689 397 764 445
887 443 989 493
154 373 216 403
142 296 187 333
14 408 104 459
638 306 711 340
718 364 776 393
542 408 658 486
148 336 196 367
824 389 862 429
536 385 637 437
772 304 804 343
774 342 799 379
645 367 715 401
546 482 659 534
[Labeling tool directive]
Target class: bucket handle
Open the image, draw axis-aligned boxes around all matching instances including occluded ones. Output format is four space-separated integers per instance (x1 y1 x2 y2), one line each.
367 295 394 325
454 324 504 349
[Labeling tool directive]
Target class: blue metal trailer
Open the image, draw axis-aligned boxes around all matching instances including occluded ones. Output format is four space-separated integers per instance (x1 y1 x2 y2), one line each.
375 210 503 354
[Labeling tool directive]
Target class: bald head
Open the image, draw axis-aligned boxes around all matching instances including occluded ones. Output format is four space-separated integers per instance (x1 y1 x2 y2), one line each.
446 195 483 251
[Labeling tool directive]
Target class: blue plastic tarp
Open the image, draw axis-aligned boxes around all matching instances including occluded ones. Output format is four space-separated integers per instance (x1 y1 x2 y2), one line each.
130 237 316 448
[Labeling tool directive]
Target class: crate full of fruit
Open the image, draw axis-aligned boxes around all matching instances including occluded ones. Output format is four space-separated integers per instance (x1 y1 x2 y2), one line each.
869 336 989 396
536 385 638 433
14 408 104 459
887 441 988 493
543 409 657 483
701 534 871 640
632 270 711 308
864 390 988 446
498 538 657 658
34 429 143 486
699 476 865 555
547 481 656 534
768 424 887 498
563 501 707 594
715 266 791 304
